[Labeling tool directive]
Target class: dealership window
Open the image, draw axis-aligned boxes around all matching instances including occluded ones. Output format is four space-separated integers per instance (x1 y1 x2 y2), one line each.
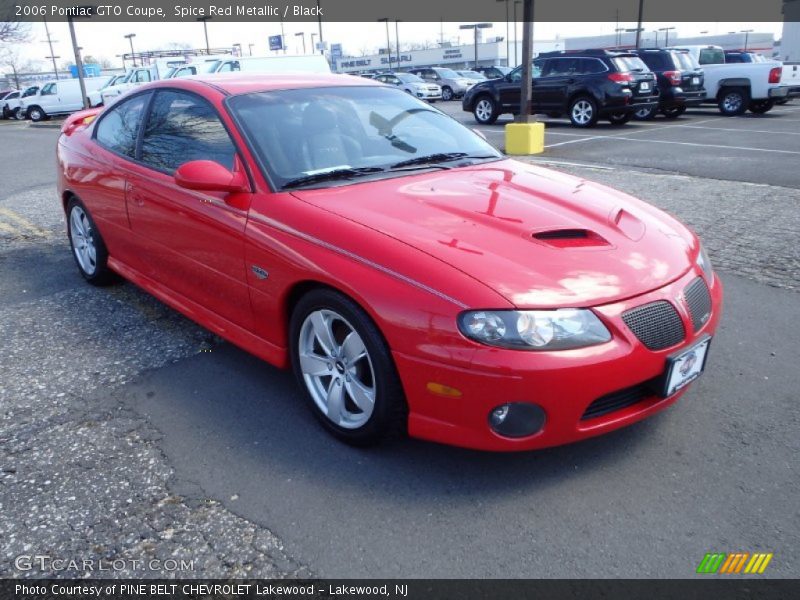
140 90 236 174
94 92 150 158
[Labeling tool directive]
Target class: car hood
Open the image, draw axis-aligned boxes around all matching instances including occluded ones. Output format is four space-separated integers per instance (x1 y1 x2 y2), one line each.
291 159 696 308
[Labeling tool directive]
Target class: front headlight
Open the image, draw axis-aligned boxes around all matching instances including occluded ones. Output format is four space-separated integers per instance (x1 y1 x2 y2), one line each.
696 243 714 282
458 309 611 351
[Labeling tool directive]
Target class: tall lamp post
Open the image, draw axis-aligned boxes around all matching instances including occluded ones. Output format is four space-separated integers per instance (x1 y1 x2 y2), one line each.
124 33 136 67
658 26 676 47
741 29 754 51
232 42 242 56
310 32 318 54
635 0 644 48
295 32 306 54
513 1 521 66
317 0 324 55
378 18 392 71
497 0 510 67
248 43 255 56
197 16 211 53
460 23 492 70
395 20 401 63
518 0 534 123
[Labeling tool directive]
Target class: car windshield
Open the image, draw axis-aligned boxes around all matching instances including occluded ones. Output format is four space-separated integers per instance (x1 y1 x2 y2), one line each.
229 85 502 189
435 68 459 78
612 56 649 72
396 73 423 83
22 86 38 97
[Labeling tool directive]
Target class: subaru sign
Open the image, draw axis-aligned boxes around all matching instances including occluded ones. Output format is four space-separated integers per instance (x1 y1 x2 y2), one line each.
269 35 283 51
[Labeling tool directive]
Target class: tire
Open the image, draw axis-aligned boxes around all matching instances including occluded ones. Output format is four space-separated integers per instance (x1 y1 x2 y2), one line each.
441 86 453 101
27 105 47 122
633 105 657 120
608 112 632 125
748 99 774 114
66 197 115 285
12 107 23 120
661 105 687 119
473 95 498 125
569 96 599 128
289 288 407 446
718 87 749 116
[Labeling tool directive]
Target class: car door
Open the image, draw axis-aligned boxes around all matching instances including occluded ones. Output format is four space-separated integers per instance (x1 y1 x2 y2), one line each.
496 61 544 113
124 88 254 330
535 57 578 110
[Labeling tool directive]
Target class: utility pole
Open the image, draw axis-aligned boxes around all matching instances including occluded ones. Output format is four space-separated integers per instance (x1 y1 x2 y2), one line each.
513 0 521 65
317 0 324 55
43 17 60 78
124 33 136 67
395 20 401 63
378 18 391 70
518 0 534 123
197 16 211 53
68 15 88 109
498 0 510 67
635 0 644 49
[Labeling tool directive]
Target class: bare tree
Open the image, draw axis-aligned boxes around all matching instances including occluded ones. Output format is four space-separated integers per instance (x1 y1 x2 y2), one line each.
0 21 31 44
0 47 35 89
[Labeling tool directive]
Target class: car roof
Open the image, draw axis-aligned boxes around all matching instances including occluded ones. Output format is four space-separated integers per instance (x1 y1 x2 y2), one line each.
151 72 380 96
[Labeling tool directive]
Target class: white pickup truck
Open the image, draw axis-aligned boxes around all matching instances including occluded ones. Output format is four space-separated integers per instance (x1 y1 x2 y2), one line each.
668 45 787 115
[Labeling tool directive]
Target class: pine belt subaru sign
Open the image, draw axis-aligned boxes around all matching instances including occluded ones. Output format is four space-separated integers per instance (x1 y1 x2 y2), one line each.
269 35 283 51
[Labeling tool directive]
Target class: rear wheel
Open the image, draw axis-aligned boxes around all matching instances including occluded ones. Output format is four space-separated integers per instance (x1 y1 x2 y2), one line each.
748 99 774 114
290 288 407 446
608 112 632 125
633 105 657 120
718 87 749 116
12 107 23 120
66 197 115 285
441 86 454 101
569 96 599 128
661 105 686 119
473 96 498 125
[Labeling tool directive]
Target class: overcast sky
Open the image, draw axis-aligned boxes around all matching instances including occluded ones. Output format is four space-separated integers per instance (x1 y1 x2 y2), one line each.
13 20 785 69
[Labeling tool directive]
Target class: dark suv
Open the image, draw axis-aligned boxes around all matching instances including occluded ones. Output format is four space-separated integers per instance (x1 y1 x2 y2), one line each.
632 48 705 119
462 49 658 127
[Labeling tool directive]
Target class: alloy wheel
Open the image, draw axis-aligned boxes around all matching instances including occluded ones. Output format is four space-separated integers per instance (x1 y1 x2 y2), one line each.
475 99 493 122
69 205 97 275
572 100 593 125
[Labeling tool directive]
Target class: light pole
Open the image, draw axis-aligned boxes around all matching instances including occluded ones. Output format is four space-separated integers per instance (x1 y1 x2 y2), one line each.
635 0 644 49
513 0 521 65
248 43 255 56
658 26 676 47
124 33 136 67
378 18 392 71
395 20 401 62
232 43 241 57
197 16 211 53
741 29 754 51
460 23 492 70
295 32 306 54
317 0 324 55
518 0 534 123
310 33 318 54
497 0 510 66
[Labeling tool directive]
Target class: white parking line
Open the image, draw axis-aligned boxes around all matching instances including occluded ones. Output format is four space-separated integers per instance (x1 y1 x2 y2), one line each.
525 158 616 170
543 117 725 148
677 125 800 136
590 136 800 155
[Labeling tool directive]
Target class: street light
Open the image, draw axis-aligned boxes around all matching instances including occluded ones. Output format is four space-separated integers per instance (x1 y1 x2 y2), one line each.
197 16 211 53
460 23 492 70
295 32 306 54
232 42 241 57
396 20 401 62
658 26 676 47
310 32 318 53
634 0 645 49
513 0 521 65
497 0 510 66
378 18 392 71
248 43 255 56
740 29 754 51
124 33 136 67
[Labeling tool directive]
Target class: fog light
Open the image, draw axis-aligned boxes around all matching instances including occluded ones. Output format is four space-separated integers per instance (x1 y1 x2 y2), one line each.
488 402 546 438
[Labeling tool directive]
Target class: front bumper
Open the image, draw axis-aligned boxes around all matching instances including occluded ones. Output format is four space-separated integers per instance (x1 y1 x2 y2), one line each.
395 268 723 451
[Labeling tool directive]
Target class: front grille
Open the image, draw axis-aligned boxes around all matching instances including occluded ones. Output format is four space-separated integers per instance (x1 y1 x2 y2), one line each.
684 277 712 332
581 380 655 420
622 301 685 350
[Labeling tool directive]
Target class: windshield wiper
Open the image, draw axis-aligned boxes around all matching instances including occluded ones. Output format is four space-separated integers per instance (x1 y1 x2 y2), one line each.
282 167 385 189
390 152 498 170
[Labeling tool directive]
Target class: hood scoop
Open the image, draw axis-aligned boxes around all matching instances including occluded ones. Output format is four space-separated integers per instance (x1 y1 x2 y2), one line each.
532 228 611 249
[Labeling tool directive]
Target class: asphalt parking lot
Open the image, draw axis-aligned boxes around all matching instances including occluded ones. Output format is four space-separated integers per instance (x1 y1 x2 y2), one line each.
0 102 798 579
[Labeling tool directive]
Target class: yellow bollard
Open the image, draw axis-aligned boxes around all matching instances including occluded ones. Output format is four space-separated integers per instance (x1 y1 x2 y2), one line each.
504 121 545 155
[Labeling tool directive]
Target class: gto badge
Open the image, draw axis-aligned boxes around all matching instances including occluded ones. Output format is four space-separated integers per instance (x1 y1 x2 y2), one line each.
251 265 269 280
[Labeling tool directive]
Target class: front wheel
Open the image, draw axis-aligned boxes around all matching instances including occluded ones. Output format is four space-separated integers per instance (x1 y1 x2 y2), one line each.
290 289 407 446
66 198 115 285
748 99 774 114
27 105 47 122
661 105 687 119
608 112 632 125
718 87 749 116
473 96 498 125
441 86 454 101
569 96 599 128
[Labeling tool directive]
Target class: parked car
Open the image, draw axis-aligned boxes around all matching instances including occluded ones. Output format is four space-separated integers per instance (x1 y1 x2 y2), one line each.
407 67 475 100
668 45 787 114
632 48 705 119
457 70 487 82
777 62 799 103
198 54 331 75
4 85 39 119
100 63 173 105
87 74 127 107
724 51 768 63
1 90 18 118
372 72 442 101
475 66 513 79
56 74 721 450
463 49 659 127
20 77 111 121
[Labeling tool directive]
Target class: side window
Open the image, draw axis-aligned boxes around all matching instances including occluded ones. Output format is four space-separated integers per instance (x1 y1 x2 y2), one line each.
532 60 545 78
41 83 57 96
509 67 522 83
218 61 239 73
546 58 578 76
95 92 150 158
140 90 236 174
579 58 606 74
134 71 152 83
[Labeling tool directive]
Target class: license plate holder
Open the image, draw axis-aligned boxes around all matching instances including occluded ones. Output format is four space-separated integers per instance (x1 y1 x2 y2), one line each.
692 77 700 85
640 82 651 91
661 335 712 397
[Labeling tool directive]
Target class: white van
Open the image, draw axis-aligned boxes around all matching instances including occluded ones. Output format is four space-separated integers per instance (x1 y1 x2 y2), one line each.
21 77 111 121
201 54 331 75
87 74 127 107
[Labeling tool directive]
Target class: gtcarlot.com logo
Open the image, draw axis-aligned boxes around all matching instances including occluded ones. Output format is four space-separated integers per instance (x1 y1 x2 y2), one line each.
697 552 773 574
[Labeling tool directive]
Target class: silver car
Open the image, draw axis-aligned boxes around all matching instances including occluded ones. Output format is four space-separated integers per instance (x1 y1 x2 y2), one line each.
373 72 442 102
408 67 476 101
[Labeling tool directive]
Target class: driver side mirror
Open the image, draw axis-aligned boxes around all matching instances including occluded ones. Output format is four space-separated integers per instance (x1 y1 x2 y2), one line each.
174 160 249 193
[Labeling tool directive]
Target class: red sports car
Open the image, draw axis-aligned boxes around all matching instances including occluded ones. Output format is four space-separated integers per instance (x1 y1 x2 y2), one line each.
57 73 722 451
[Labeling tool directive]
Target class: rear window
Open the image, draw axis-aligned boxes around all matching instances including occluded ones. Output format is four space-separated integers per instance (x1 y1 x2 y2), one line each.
611 56 649 73
638 52 670 70
672 52 698 70
699 48 725 65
